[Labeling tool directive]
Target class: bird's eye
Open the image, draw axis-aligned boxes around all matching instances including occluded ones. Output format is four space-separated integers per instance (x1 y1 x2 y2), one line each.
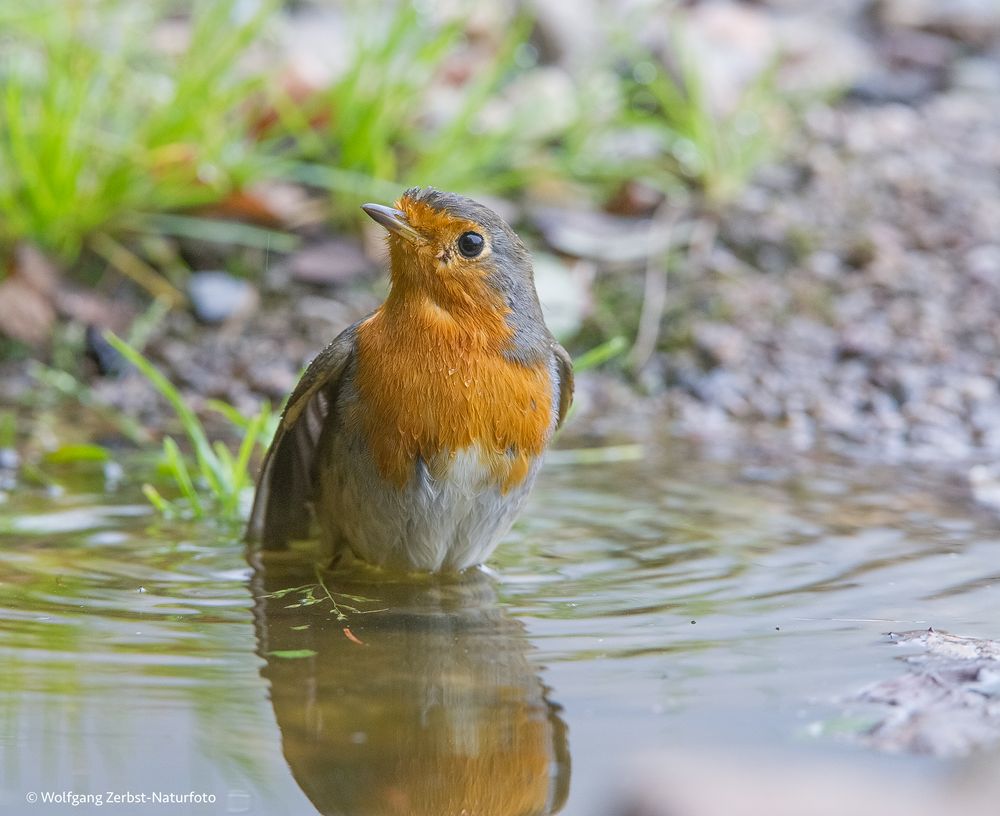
457 231 485 258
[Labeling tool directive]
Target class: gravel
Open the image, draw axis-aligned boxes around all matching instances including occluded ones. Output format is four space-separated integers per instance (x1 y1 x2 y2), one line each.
660 78 1000 463
61 0 1000 469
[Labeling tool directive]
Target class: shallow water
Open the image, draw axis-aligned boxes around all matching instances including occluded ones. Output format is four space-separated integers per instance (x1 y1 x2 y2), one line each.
2 439 999 815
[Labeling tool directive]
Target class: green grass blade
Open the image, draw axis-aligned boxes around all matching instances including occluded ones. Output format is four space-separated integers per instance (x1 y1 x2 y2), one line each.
163 436 204 517
142 483 173 515
574 336 627 371
104 331 225 497
206 399 251 430
118 214 298 252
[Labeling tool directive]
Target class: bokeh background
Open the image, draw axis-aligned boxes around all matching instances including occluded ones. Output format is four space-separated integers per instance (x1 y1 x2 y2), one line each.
3 4 1000 815
1 0 998 467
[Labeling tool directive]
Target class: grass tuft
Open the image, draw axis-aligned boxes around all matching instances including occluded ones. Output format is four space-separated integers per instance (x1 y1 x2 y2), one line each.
269 3 553 212
625 39 787 203
0 0 275 263
103 331 276 521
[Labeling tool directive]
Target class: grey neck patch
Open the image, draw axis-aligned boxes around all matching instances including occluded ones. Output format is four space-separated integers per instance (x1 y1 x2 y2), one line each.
488 236 552 367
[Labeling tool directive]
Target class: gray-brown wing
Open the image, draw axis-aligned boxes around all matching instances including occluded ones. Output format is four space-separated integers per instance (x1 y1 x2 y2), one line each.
552 341 574 430
246 323 360 547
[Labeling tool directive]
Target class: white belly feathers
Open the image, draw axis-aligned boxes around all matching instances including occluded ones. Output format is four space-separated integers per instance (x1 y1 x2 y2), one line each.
317 439 542 572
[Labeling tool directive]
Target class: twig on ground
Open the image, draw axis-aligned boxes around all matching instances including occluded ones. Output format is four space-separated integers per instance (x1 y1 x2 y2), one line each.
629 202 678 373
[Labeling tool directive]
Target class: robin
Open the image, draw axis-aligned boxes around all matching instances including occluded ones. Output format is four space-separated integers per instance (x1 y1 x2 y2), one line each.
247 187 573 572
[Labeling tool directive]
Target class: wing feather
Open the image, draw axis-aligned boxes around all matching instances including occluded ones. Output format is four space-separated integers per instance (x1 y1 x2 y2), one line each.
551 341 574 430
246 323 359 547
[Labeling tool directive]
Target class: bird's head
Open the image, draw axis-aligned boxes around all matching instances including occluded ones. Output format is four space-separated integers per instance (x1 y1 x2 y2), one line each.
362 188 550 360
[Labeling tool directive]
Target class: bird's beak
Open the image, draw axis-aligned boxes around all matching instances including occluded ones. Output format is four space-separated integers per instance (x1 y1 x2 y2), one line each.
361 203 423 244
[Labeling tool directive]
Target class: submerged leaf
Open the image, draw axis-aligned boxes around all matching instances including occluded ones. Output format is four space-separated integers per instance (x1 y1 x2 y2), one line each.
43 444 110 464
266 649 317 660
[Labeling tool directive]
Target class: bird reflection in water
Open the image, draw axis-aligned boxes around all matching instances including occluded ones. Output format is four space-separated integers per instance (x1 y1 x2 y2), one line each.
249 554 570 816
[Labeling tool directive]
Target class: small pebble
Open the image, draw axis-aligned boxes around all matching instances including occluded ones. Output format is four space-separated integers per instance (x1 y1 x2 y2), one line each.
187 271 258 325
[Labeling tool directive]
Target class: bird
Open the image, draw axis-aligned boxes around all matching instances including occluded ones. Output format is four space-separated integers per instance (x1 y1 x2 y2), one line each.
247 187 573 573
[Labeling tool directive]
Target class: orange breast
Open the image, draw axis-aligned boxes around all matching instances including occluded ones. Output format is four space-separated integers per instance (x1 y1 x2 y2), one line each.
353 300 553 491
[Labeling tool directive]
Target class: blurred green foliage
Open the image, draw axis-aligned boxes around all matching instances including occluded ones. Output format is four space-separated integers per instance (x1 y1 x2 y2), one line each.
624 41 785 203
0 0 789 275
0 0 272 263
274 4 565 212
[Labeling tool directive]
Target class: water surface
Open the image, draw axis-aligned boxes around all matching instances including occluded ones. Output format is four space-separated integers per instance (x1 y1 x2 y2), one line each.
2 440 998 814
